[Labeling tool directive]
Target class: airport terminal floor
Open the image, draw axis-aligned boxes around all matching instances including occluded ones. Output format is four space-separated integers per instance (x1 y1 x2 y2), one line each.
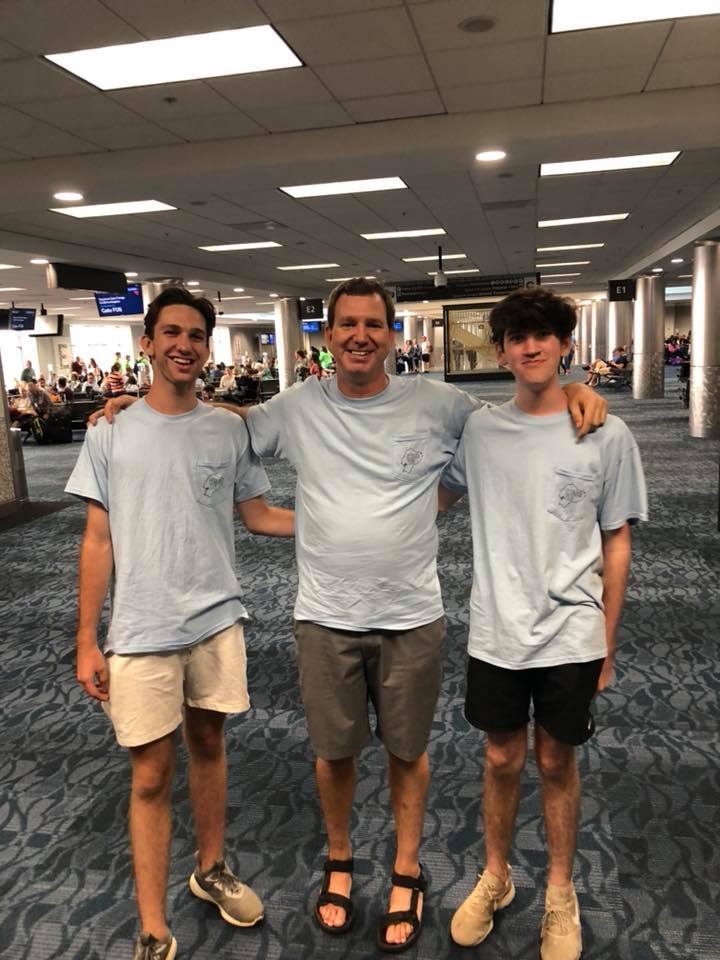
0 371 718 960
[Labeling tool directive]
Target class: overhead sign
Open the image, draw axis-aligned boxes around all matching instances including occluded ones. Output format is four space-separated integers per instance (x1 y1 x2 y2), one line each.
95 283 144 317
9 307 36 331
299 297 324 319
393 273 539 303
608 279 636 301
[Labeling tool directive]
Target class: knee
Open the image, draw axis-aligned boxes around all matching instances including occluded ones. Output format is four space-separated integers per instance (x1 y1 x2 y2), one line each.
186 726 224 762
485 738 526 779
131 762 174 803
536 745 575 784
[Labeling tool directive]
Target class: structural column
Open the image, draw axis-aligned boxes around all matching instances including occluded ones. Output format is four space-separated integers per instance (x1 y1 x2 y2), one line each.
275 298 302 391
403 315 415 344
633 274 665 399
608 300 633 354
689 239 720 438
0 361 26 514
590 299 607 363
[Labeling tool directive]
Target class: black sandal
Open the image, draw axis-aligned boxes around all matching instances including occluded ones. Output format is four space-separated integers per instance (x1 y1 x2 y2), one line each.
313 857 354 935
377 865 427 953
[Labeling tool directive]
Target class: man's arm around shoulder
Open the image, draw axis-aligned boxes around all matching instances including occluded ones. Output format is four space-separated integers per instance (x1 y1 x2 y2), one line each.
76 501 113 701
236 496 294 537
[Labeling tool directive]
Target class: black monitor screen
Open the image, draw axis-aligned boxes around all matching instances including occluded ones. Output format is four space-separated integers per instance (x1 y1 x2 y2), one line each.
302 321 321 333
9 307 36 331
95 283 144 317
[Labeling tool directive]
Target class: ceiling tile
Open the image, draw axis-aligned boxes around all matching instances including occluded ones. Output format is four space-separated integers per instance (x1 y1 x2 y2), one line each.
244 101 353 132
0 58 90 103
544 66 649 103
19 93 142 131
0 104 63 137
429 39 544 86
208 69 332 109
343 90 444 123
661 15 720 60
646 58 720 91
82 123 185 149
546 22 670 75
109 81 239 121
274 8 420 66
0 146 24 162
101 0 266 37
0 0 141 55
442 77 542 113
161 112 266 141
9 131 101 158
315 55 435 100
262 1 402 19
409 0 546 52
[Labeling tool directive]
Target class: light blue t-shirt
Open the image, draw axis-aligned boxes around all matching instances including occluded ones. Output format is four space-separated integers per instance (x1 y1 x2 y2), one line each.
65 399 270 655
247 375 478 631
442 401 648 668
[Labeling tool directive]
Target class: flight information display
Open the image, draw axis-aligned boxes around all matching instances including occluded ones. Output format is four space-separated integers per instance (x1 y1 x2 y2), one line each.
95 283 144 317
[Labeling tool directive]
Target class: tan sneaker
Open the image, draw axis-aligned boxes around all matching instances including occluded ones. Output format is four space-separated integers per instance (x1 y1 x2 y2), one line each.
449 866 515 947
540 883 582 960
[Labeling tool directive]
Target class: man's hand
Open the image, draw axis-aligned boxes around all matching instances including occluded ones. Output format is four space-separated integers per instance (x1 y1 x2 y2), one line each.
77 638 109 701
563 383 607 439
87 394 137 427
596 655 615 694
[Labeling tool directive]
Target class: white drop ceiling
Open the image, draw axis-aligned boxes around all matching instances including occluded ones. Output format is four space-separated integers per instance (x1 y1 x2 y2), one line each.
0 0 717 324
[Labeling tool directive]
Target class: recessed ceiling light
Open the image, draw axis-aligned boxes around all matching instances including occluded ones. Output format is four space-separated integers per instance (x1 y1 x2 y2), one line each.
423 300 429 304
540 152 679 176
277 263 339 271
233 287 245 292
187 281 200 286
45 26 301 90
540 272 582 278
671 258 684 264
30 258 49 264
475 150 507 162
222 295 253 300
538 214 628 227
542 280 575 285
199 241 282 251
550 1 720 33
325 276 377 282
50 199 176 218
361 229 445 240
280 177 407 198
256 301 275 305
53 191 84 202
428 269 480 275
69 296 95 301
125 271 138 277
677 274 692 278
0 287 24 292
537 244 604 252
269 293 279 298
536 261 591 267
403 254 466 262
0 264 20 270
652 267 663 272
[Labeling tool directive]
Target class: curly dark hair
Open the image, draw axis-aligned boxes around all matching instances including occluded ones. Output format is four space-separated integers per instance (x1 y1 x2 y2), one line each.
144 286 216 342
489 287 577 345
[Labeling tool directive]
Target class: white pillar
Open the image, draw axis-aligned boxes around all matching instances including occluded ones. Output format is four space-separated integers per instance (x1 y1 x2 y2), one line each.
689 239 720 438
633 275 665 399
274 298 301 391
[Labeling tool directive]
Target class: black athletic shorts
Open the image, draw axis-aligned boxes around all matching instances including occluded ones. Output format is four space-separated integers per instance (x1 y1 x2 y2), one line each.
465 656 604 746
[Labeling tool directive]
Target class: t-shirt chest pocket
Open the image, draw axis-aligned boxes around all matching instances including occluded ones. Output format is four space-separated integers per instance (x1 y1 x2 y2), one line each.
193 459 233 506
390 433 434 482
546 467 599 523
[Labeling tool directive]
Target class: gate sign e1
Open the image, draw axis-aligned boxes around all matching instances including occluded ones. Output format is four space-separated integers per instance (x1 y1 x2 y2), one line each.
608 279 636 301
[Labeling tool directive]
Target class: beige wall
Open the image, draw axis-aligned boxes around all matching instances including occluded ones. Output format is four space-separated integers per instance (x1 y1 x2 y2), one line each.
665 303 691 337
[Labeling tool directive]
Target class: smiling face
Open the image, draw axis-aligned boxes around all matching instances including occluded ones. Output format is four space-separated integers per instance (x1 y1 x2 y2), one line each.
141 303 209 392
497 329 569 391
325 292 394 396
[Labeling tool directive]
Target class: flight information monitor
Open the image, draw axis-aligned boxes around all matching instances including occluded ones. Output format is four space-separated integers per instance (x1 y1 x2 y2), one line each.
9 307 36 331
95 283 144 317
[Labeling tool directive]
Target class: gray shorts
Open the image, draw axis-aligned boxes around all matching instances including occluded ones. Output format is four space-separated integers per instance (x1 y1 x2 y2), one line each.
293 617 446 762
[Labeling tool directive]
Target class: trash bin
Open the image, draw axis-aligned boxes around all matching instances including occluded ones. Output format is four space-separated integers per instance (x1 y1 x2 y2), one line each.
8 427 28 501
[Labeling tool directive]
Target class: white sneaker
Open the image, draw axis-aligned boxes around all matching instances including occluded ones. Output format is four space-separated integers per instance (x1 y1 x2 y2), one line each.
450 866 515 947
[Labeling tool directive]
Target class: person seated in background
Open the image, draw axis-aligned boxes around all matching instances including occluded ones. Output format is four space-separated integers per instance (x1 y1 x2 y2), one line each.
69 371 82 392
104 362 126 397
219 365 237 392
202 383 217 402
125 374 140 396
20 360 35 383
584 358 612 387
72 356 86 377
295 350 310 382
8 385 33 423
26 380 53 420
80 373 102 397
608 346 629 371
56 376 74 403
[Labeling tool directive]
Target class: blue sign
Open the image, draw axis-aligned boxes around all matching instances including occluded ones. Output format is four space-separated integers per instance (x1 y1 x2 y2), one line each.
9 307 36 331
302 321 320 333
95 283 144 317
393 320 403 331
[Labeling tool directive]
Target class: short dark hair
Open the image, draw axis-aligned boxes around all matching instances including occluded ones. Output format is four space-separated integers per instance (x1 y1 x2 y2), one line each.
489 287 576 344
326 277 395 329
58 376 67 387
144 286 216 342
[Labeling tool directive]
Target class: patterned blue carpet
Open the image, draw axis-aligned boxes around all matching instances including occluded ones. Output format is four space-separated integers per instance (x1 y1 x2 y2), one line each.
0 371 718 960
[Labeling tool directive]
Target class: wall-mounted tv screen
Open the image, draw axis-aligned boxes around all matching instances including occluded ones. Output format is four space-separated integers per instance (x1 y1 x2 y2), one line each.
393 320 403 331
9 307 36 331
302 320 321 333
31 314 64 337
95 283 144 317
260 333 276 345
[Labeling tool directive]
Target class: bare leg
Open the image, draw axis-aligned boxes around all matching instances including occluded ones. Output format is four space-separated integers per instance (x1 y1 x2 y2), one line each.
315 756 356 927
383 751 430 946
483 729 528 882
129 733 176 940
184 707 227 872
535 726 579 886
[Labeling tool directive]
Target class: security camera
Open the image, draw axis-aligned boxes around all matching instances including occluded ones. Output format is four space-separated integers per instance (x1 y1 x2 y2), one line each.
434 269 447 288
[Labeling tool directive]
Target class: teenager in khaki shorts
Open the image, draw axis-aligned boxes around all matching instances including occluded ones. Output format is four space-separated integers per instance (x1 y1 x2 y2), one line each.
66 287 294 960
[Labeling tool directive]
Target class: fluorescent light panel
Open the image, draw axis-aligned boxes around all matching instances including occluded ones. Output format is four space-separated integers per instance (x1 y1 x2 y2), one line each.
280 177 406 198
543 280 574 285
541 152 679 176
361 229 445 240
50 200 175 218
277 263 339 271
0 264 19 270
0 287 24 291
403 254 466 262
551 1 720 33
428 269 479 275
45 26 301 91
539 214 628 227
540 272 582 278
326 276 376 281
200 242 282 251
666 286 692 294
537 244 604 252
536 261 590 267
